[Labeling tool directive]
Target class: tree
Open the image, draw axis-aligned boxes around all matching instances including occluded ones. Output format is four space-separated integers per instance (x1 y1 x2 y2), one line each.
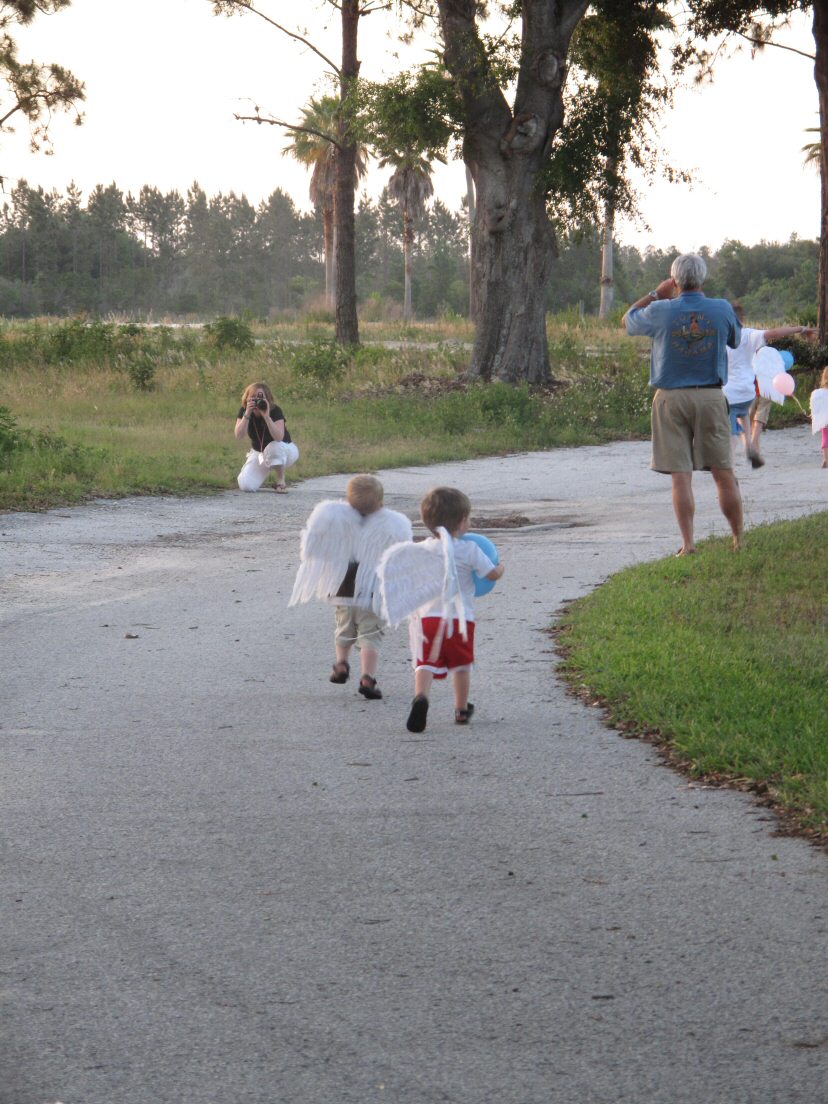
383 154 435 321
682 2 827 337
0 1 84 165
211 0 381 345
546 1 678 319
283 95 367 310
415 0 590 383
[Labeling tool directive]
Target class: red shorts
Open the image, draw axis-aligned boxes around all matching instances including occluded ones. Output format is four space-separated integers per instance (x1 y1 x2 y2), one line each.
415 617 475 678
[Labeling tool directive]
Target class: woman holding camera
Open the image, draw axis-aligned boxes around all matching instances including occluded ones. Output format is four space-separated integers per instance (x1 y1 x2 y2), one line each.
235 382 299 493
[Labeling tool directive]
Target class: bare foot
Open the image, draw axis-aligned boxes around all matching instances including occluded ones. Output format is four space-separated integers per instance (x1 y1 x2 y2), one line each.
732 534 743 552
675 547 696 557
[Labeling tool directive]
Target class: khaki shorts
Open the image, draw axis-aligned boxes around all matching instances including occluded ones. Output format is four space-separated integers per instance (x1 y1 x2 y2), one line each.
751 395 771 426
651 387 733 473
334 604 385 652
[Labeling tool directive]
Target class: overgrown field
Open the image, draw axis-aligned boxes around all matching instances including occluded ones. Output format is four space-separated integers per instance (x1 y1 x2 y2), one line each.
0 314 817 511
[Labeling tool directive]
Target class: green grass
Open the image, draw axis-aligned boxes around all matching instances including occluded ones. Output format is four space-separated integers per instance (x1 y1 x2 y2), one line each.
0 316 658 510
555 513 828 839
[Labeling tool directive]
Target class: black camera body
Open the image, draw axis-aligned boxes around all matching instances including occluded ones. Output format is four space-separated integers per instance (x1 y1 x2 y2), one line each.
255 398 268 411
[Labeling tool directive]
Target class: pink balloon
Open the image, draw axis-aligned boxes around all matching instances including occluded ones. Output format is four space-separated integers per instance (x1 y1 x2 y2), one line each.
772 371 796 396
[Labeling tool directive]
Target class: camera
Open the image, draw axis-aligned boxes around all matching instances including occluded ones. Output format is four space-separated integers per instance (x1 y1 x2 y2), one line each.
255 397 268 411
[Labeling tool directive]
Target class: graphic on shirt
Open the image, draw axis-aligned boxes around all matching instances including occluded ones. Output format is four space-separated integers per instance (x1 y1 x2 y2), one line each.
671 312 717 357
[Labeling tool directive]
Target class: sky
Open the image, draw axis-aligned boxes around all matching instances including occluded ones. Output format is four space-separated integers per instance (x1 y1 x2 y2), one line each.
4 0 821 253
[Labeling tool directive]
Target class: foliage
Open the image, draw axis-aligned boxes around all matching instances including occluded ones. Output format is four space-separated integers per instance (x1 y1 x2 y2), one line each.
289 338 351 383
204 315 255 351
0 400 18 454
0 1 85 155
358 66 459 163
546 1 680 231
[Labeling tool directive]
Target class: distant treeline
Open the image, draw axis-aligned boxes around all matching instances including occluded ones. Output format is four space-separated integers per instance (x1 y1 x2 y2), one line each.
0 180 817 323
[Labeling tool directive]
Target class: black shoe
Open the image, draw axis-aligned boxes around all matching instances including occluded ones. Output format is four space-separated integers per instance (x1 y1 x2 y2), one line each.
406 695 429 732
358 676 382 700
455 702 475 725
329 660 350 684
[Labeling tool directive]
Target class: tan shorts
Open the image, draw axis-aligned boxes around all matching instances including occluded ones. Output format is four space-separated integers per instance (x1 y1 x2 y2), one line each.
651 387 733 473
751 395 771 426
334 604 385 652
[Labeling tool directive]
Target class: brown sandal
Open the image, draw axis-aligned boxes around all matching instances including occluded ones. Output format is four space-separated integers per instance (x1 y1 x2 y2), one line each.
358 676 383 700
329 660 350 684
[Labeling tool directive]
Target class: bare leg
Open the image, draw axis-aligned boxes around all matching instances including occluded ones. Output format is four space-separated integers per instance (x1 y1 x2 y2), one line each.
822 447 828 469
671 472 695 554
711 467 743 550
271 463 286 489
359 646 378 680
750 418 765 461
414 668 433 699
453 668 471 712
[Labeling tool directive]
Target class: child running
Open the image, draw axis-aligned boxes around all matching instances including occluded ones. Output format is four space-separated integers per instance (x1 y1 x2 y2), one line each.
404 486 504 733
289 474 412 700
811 366 828 468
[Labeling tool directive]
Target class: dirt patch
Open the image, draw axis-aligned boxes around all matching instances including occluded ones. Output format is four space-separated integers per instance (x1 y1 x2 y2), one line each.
470 513 532 529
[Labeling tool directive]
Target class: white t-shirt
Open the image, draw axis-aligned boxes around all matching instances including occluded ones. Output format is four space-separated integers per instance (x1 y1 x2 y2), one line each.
418 536 496 622
724 327 765 405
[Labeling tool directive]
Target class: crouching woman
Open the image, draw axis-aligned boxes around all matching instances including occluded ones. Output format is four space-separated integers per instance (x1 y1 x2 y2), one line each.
235 382 299 493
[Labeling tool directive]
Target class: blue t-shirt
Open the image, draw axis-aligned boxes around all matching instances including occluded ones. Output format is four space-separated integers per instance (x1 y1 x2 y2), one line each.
625 292 741 389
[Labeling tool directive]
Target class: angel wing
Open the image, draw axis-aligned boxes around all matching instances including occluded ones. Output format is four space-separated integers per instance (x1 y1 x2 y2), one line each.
377 540 444 626
288 500 360 606
811 387 828 434
377 528 467 640
353 508 413 610
753 346 787 405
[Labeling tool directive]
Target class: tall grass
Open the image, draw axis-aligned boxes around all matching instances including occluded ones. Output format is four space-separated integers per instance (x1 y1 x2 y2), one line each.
556 514 828 838
0 316 660 510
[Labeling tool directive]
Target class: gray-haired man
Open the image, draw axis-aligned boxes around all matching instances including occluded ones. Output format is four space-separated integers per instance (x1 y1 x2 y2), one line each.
623 253 744 555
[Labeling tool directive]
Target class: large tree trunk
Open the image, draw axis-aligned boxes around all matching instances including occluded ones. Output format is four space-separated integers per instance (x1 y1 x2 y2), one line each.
439 0 588 383
814 1 828 344
441 2 591 384
335 0 360 346
598 195 615 320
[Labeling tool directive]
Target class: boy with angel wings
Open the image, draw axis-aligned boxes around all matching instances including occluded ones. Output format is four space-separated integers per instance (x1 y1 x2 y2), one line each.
289 475 412 700
377 486 505 733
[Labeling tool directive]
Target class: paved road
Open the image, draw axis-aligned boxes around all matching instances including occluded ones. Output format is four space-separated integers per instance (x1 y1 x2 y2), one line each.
2 427 827 1104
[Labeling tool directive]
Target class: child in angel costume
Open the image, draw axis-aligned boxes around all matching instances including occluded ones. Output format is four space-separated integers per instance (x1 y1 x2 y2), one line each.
377 486 505 733
811 366 828 468
289 475 412 700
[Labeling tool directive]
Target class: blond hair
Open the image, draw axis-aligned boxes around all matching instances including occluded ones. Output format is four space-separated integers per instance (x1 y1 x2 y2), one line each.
420 486 471 536
347 474 384 515
240 382 275 407
820 366 828 389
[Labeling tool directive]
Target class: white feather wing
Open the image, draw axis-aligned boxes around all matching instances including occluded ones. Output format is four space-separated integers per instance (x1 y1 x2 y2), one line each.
288 500 360 606
354 508 414 610
753 346 787 404
811 388 828 434
377 541 445 627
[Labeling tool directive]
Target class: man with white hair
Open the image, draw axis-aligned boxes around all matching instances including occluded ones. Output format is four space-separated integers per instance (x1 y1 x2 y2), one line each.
623 252 744 555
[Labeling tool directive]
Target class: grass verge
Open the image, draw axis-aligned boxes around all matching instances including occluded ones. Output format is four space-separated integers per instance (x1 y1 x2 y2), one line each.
554 513 828 844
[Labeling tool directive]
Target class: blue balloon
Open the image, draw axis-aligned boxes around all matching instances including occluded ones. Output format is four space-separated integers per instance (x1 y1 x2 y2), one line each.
461 531 500 597
777 349 795 371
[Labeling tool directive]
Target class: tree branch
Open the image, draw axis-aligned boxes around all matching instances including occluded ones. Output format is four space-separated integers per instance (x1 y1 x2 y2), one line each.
735 29 814 61
234 111 344 151
212 0 341 76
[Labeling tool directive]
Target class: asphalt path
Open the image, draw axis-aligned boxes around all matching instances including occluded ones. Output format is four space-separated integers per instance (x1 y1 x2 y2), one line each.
2 426 827 1104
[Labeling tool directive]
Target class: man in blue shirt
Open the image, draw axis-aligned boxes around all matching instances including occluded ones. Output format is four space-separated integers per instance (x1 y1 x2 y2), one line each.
623 253 744 555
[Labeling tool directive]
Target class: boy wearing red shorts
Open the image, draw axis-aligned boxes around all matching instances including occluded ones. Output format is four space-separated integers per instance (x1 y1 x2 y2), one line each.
406 487 505 733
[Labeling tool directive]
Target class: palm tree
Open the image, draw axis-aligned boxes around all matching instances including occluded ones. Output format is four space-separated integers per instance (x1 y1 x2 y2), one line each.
383 154 436 323
803 125 822 170
283 96 368 310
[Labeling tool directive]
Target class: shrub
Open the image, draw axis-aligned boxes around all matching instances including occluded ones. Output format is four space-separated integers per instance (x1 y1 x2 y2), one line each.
204 316 255 351
0 405 20 457
290 339 351 383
